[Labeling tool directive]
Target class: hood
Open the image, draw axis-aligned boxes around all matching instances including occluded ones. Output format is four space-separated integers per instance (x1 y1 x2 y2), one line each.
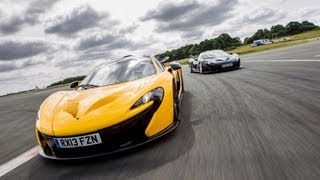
38 75 158 136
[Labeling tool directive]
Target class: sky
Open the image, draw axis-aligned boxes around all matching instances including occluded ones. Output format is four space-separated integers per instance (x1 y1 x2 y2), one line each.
0 0 319 95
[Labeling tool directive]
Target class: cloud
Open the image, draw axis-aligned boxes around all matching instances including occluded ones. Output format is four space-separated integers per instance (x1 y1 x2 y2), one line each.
141 1 200 22
0 58 45 73
0 63 18 73
294 8 320 19
75 33 117 50
0 39 48 61
237 8 287 25
0 16 24 34
74 32 143 51
44 5 108 36
0 0 60 35
141 0 238 32
181 30 204 40
25 0 61 24
119 23 139 34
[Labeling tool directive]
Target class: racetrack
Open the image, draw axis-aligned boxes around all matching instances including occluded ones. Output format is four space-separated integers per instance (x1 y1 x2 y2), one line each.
1 41 320 180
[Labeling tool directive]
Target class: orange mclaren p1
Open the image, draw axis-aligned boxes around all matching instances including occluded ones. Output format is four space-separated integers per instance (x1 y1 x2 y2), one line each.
35 55 184 159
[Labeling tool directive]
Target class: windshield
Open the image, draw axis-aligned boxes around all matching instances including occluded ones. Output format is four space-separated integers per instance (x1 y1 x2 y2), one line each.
80 58 156 87
201 50 228 59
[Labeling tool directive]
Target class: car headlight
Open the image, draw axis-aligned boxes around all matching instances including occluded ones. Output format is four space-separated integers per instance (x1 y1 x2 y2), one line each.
131 87 164 109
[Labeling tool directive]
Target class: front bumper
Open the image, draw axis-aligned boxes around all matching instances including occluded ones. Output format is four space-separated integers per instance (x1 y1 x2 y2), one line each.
37 103 178 160
202 61 240 72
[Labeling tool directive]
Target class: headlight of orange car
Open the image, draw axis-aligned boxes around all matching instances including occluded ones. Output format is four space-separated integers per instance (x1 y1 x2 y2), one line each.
131 87 164 109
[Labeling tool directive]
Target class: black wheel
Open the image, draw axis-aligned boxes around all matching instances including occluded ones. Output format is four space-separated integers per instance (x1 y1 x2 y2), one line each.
180 73 184 94
173 83 181 121
237 59 241 69
174 97 181 121
190 66 194 73
199 62 203 74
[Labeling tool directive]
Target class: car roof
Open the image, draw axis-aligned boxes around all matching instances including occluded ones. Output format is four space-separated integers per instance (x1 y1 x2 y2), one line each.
200 50 224 55
101 55 151 66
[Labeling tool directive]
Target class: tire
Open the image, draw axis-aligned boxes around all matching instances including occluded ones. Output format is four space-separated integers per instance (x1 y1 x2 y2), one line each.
174 97 181 122
173 82 181 122
236 59 241 69
199 62 203 74
190 65 194 73
180 73 184 94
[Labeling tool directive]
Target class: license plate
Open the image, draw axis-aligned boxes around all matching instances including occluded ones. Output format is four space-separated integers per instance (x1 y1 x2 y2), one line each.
54 133 102 148
221 63 233 68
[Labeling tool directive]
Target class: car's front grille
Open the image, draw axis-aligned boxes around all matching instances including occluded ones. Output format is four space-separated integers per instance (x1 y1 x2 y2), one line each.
204 62 238 71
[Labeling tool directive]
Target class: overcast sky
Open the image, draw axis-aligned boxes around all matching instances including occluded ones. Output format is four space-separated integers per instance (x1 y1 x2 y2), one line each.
0 0 319 95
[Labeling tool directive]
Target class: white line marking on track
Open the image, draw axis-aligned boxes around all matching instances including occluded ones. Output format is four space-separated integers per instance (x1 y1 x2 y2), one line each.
0 146 39 177
314 55 320 57
244 59 320 63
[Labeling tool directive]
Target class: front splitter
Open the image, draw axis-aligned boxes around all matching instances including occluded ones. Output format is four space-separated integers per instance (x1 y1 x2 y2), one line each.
38 121 179 160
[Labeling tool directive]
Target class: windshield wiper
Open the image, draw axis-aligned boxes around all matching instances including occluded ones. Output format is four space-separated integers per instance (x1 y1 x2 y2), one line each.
77 84 100 89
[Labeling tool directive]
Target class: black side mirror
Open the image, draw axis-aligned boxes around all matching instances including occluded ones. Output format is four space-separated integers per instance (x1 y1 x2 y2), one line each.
168 62 182 71
70 81 79 88
229 52 234 55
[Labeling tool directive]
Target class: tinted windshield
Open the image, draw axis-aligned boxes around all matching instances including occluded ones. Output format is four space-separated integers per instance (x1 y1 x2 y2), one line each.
80 58 156 87
201 51 228 59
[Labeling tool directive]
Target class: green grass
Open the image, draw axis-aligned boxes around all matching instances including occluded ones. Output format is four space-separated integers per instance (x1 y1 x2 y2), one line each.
175 58 190 65
233 39 310 55
288 28 320 40
234 28 320 55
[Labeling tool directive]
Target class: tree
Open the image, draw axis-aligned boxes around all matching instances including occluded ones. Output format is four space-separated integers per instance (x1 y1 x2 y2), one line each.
263 29 271 39
188 44 197 55
286 21 303 35
243 37 250 44
199 39 213 52
271 24 286 36
243 29 265 44
212 38 224 49
301 21 317 31
48 76 86 87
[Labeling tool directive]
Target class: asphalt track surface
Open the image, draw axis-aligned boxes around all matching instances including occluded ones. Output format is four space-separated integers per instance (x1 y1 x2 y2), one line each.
1 41 320 179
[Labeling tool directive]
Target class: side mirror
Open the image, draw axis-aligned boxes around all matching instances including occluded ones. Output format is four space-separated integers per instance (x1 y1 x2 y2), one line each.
70 81 79 89
168 62 181 71
229 52 234 55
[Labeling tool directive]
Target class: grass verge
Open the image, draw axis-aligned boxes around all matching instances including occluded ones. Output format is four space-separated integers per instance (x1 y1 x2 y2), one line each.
233 39 310 55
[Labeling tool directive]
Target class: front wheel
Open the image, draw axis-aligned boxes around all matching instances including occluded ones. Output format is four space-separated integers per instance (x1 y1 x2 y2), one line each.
199 62 203 74
190 65 194 73
173 83 181 122
174 99 181 121
236 59 241 69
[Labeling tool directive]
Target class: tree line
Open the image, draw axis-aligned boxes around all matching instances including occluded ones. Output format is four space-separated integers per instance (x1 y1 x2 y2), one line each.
156 21 318 61
47 75 86 88
244 21 318 44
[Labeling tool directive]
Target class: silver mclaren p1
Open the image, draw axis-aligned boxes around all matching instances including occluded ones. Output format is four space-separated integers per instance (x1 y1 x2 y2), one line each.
189 50 240 74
